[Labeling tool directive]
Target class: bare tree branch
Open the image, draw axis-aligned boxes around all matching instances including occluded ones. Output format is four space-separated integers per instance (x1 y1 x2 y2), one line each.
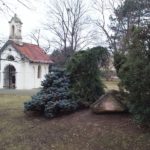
45 0 91 52
0 0 36 16
27 29 52 53
17 0 31 9
93 0 121 49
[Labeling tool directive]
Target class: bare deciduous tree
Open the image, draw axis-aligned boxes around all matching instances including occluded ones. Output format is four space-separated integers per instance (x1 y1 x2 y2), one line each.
27 29 51 53
93 0 122 53
29 29 41 46
45 0 91 52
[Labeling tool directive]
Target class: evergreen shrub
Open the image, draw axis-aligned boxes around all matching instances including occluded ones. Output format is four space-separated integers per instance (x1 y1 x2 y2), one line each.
67 46 109 105
24 68 79 118
118 26 150 125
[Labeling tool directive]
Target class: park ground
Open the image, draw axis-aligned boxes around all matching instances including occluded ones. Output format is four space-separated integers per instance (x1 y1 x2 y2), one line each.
0 81 150 150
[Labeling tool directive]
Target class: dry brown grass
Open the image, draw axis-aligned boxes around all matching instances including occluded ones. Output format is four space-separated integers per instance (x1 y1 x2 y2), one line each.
0 82 150 150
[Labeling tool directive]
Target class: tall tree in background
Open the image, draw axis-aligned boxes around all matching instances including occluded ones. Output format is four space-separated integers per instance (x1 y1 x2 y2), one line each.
93 0 121 52
45 0 91 53
93 0 150 74
118 25 150 126
93 0 150 53
110 0 150 53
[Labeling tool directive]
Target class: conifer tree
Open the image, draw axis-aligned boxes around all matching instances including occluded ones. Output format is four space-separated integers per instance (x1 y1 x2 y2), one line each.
24 67 79 118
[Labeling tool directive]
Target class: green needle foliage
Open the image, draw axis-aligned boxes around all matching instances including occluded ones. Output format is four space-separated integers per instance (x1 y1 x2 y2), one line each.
118 25 150 126
24 67 79 118
67 46 109 105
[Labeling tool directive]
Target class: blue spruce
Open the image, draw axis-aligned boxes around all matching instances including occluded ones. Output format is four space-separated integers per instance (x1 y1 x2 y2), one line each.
24 67 79 118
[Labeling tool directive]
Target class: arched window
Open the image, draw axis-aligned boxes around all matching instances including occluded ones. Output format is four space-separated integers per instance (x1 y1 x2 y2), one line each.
7 55 15 61
37 65 41 78
12 25 15 37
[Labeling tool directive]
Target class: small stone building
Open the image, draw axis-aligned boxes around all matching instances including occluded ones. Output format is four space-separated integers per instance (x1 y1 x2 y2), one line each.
0 14 53 89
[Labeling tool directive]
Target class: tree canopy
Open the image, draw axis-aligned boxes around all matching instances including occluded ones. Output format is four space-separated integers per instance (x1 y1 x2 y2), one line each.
118 25 150 126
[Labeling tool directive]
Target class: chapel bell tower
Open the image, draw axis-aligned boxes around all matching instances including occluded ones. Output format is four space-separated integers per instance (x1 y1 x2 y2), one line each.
9 14 23 44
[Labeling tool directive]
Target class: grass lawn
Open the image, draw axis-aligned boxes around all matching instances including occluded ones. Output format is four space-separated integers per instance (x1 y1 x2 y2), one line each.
0 82 150 150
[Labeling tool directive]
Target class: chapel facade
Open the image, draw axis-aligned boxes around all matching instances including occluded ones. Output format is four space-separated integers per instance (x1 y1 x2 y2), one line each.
0 14 53 89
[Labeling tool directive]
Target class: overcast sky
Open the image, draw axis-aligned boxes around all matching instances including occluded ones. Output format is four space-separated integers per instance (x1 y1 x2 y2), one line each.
0 0 117 51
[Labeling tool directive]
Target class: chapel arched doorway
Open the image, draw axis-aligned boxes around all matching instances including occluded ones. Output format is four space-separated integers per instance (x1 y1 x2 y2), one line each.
3 65 16 89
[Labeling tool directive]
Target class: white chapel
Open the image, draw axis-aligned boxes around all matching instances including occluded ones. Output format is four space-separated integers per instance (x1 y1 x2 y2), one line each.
0 14 53 89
